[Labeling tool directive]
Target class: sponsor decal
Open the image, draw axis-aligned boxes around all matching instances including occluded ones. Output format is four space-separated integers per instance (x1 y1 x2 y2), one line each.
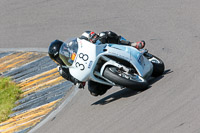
88 61 93 69
138 54 144 65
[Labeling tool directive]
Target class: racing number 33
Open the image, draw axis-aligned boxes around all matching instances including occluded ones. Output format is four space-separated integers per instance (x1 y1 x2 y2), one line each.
75 53 89 71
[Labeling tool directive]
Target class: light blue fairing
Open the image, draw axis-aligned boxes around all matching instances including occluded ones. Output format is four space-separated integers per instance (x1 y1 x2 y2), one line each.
105 44 152 78
108 44 140 61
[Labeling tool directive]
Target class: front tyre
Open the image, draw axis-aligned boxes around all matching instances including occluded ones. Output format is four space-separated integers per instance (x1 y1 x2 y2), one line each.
103 66 148 91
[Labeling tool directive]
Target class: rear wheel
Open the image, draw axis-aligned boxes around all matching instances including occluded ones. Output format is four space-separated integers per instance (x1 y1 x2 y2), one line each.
103 66 148 91
147 54 165 77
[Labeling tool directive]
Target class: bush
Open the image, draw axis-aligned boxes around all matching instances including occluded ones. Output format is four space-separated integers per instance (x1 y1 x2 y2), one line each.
0 77 22 122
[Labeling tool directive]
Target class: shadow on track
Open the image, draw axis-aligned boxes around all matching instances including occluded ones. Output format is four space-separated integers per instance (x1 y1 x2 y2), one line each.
92 69 172 105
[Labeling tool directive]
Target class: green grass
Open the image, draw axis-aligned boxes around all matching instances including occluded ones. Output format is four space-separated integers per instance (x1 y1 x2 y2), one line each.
0 77 22 123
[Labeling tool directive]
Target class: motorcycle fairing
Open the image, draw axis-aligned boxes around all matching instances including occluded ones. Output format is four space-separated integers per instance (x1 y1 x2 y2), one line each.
69 38 153 82
102 44 153 78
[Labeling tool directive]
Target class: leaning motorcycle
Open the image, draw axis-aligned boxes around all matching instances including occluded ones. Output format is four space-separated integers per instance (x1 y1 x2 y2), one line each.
59 38 164 91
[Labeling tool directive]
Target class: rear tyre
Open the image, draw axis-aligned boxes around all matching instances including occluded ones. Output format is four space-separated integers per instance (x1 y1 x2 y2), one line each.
148 55 165 77
103 66 148 91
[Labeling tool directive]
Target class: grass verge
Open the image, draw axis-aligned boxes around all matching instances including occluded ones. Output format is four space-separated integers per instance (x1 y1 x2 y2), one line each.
0 77 22 123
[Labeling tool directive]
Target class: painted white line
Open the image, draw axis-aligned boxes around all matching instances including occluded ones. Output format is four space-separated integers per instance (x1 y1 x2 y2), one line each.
28 86 79 133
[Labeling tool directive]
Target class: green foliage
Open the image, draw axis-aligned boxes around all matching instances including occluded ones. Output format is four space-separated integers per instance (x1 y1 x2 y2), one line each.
0 77 22 122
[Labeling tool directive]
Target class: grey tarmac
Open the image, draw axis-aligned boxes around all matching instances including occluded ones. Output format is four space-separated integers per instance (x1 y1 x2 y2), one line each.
1 0 200 133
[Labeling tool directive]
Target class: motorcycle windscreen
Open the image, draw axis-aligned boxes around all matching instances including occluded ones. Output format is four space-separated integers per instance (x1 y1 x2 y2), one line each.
59 38 78 66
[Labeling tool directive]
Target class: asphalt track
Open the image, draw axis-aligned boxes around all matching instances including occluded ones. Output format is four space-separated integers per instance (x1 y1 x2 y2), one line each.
1 0 200 133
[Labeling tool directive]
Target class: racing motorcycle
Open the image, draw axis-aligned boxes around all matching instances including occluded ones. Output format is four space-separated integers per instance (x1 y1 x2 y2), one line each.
59 38 165 91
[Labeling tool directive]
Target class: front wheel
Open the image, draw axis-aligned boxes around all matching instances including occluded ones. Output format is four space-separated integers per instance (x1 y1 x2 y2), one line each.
103 66 149 91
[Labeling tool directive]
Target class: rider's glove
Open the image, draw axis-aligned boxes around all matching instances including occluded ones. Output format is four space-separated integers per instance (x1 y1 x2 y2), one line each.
77 82 86 89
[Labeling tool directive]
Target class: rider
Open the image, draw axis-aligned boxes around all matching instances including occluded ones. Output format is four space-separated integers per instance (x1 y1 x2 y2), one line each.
80 31 145 49
48 31 145 96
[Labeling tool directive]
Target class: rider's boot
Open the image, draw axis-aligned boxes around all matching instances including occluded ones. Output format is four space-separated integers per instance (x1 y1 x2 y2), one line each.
130 40 145 49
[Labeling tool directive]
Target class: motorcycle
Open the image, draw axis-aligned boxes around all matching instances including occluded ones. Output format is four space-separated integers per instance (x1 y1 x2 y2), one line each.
59 37 165 91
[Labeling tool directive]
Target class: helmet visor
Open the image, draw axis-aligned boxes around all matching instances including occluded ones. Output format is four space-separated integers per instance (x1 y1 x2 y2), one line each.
59 38 78 66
